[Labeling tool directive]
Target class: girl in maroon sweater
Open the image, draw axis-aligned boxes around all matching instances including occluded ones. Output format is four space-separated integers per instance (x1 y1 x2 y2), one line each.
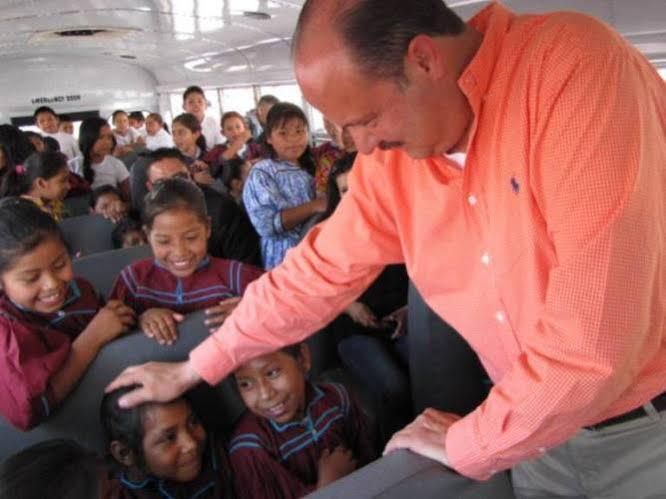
0 198 135 430
109 178 263 345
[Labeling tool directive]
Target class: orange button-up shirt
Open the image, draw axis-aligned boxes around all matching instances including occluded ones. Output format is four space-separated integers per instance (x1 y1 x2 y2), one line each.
191 3 666 479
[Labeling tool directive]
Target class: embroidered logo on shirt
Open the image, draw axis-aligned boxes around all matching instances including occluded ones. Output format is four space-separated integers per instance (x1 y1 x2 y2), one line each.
510 176 520 194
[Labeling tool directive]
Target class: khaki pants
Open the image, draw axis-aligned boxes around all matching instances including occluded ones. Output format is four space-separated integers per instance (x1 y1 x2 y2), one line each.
512 405 666 499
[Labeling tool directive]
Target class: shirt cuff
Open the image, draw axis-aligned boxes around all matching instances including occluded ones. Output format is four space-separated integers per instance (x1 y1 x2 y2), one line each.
189 334 234 385
446 416 495 481
272 211 284 235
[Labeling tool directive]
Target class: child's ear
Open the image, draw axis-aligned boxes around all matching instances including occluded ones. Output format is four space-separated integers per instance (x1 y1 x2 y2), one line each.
35 177 47 190
109 441 136 468
297 343 312 375
206 216 212 238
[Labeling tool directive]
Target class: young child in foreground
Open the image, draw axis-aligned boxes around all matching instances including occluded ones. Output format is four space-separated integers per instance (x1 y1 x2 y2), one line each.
101 386 234 498
0 198 135 430
229 343 375 498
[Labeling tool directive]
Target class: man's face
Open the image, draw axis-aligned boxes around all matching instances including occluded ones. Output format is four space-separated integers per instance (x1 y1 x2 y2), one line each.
146 158 191 189
296 40 471 159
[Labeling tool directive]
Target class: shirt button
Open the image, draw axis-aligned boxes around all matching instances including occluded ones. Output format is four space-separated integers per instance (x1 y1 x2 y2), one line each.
494 311 505 323
467 194 478 206
481 251 491 266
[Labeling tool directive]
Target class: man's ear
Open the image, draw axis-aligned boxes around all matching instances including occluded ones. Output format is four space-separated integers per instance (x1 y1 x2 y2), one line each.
109 440 136 468
405 34 445 80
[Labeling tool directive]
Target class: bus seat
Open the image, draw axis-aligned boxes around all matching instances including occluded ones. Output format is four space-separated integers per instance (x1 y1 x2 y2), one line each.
0 311 245 460
306 449 515 499
59 214 115 257
129 155 150 212
407 282 490 416
62 193 92 217
72 245 153 298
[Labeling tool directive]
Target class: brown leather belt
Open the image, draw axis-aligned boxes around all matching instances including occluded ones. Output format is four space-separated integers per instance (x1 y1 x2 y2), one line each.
586 392 666 430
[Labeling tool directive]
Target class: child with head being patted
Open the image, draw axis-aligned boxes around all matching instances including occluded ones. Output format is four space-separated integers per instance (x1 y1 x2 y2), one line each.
101 386 234 498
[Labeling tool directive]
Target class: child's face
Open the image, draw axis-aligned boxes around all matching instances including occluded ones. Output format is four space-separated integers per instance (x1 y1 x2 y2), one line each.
122 229 147 248
129 118 144 130
28 135 46 153
183 93 206 122
172 122 200 152
39 167 71 202
235 346 311 424
145 118 161 136
93 192 122 215
59 121 74 135
141 399 207 483
222 117 246 143
147 208 210 278
256 102 274 127
0 236 73 313
267 118 309 165
92 125 114 158
335 172 350 198
36 112 59 134
114 113 130 134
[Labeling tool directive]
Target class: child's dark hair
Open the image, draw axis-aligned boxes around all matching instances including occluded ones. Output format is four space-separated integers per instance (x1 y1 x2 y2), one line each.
128 111 145 122
257 95 279 107
32 106 57 121
0 125 35 171
112 216 143 249
59 114 73 123
173 113 207 153
0 197 65 274
221 111 245 129
100 385 151 469
142 177 208 229
323 152 357 219
0 439 103 499
183 85 205 102
221 157 245 191
43 136 61 152
0 151 69 198
112 109 127 123
263 102 316 176
146 112 169 133
78 117 110 184
90 184 122 209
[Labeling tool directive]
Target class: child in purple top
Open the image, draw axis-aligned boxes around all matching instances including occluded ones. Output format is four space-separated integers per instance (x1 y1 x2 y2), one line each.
229 344 375 499
0 198 135 430
109 178 263 345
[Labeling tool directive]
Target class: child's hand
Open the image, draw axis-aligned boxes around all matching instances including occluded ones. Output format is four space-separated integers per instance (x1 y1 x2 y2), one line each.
382 305 408 340
139 308 184 346
98 199 127 224
345 301 380 328
85 300 136 345
317 446 357 488
204 296 241 332
191 162 214 186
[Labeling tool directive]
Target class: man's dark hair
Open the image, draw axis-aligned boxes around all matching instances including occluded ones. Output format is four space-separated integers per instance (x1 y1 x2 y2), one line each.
144 147 188 176
294 0 465 81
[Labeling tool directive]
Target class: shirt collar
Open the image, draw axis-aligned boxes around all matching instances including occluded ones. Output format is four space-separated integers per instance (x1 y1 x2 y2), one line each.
269 383 323 433
458 2 514 137
153 256 211 274
10 279 81 314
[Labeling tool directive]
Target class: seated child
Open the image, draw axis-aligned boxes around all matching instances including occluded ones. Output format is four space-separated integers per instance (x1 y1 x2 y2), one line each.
0 151 71 221
109 177 263 345
0 438 109 499
112 110 143 153
58 114 75 136
90 185 129 223
144 113 174 150
203 112 260 171
229 343 375 499
112 216 147 249
0 198 135 430
101 386 233 498
220 157 253 206
128 111 147 140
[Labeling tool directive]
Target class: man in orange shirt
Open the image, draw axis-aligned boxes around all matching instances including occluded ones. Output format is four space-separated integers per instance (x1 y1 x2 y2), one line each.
109 1 666 495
